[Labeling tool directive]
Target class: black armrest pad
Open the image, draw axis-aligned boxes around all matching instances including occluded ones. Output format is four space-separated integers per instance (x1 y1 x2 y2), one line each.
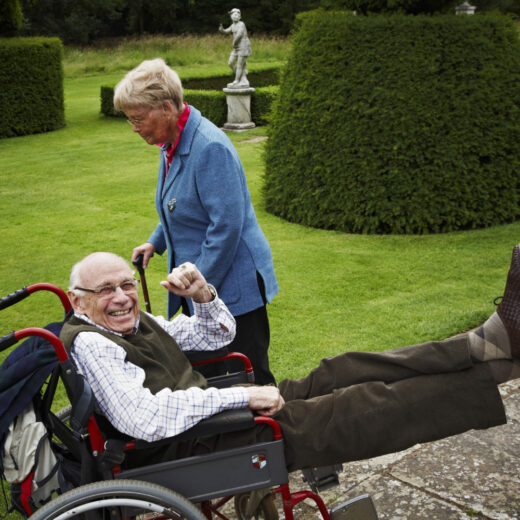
184 347 228 364
133 408 255 449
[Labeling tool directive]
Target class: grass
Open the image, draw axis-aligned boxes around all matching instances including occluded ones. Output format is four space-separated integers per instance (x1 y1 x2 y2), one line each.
1 34 520 518
63 33 290 78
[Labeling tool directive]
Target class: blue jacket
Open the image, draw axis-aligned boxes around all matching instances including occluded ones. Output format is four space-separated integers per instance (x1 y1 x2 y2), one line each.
149 106 278 318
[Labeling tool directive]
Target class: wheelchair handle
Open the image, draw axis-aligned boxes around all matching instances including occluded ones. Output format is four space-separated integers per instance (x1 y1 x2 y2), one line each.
254 416 283 440
0 287 30 311
0 331 17 352
0 283 71 313
0 327 69 361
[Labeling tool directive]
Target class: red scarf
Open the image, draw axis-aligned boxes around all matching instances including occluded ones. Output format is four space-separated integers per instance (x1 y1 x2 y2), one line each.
160 103 190 177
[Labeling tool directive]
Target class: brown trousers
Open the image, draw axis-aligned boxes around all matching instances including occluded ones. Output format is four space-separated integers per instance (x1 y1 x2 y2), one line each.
124 334 506 472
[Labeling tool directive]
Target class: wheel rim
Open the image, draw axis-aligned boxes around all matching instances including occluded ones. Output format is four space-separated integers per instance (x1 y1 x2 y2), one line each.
49 497 180 519
30 480 206 520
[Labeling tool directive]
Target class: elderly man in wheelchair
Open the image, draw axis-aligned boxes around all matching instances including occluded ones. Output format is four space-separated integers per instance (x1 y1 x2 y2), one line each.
3 247 520 520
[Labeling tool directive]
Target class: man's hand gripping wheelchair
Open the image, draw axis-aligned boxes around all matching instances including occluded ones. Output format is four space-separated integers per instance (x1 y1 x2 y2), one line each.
0 282 378 520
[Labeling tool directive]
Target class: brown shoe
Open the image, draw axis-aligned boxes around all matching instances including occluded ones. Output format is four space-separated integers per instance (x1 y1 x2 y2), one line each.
496 244 520 359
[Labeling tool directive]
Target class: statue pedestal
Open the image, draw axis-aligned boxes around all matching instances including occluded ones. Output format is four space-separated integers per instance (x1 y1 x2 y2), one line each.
223 87 255 132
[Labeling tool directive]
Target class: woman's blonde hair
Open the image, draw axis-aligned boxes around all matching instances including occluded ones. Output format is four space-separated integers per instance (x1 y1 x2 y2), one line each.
114 58 183 112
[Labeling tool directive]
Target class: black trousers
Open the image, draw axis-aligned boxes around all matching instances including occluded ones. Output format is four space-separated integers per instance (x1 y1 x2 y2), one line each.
226 305 276 386
191 305 275 385
124 332 506 472
188 274 276 386
273 334 506 470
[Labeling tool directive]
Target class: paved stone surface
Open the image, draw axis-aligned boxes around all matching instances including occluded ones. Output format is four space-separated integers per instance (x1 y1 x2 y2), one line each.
238 136 268 143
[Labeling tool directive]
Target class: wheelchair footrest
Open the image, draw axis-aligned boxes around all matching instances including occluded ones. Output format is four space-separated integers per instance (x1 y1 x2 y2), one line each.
330 494 378 520
301 464 343 493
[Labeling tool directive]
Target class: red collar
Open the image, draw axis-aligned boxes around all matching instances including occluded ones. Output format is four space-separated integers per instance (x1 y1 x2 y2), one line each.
160 103 191 166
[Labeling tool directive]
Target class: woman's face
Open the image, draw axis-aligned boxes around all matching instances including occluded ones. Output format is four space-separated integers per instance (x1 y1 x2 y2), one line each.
125 103 177 145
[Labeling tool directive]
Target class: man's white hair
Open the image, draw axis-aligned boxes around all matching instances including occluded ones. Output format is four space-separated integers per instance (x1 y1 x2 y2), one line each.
68 252 131 296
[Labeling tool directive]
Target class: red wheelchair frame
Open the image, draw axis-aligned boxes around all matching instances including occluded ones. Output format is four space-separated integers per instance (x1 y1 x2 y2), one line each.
0 283 378 520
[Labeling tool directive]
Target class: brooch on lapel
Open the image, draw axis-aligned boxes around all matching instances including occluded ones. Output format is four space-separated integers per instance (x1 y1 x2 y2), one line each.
167 198 176 212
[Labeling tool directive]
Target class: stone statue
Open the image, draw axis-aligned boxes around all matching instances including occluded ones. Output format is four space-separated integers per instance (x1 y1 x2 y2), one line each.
219 8 252 88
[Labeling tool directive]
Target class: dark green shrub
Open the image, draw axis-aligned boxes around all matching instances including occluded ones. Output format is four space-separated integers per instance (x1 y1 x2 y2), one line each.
320 0 458 14
184 89 227 127
100 85 121 117
182 67 281 91
252 86 279 125
264 11 520 234
0 37 65 138
101 85 279 128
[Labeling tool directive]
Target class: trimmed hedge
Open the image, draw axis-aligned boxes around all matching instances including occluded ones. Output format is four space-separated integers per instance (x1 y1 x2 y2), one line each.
0 37 65 138
100 67 281 127
181 66 281 91
184 89 227 126
264 11 520 234
251 85 279 126
101 85 279 128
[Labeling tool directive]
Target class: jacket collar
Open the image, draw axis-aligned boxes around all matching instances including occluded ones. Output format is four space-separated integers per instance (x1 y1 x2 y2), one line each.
175 104 201 157
160 105 201 195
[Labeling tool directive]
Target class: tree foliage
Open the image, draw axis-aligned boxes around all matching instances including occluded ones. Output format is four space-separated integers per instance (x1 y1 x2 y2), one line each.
321 0 520 14
20 0 125 44
0 0 23 35
473 0 520 16
19 0 321 44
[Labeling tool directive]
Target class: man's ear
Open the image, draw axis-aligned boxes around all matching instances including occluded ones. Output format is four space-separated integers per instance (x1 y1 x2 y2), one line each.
67 290 84 314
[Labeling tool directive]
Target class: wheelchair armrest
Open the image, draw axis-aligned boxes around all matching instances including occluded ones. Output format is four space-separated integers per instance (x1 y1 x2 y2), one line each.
183 347 228 364
133 408 256 448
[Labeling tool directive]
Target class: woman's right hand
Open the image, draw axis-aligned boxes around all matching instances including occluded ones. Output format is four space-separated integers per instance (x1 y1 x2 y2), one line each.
132 242 156 269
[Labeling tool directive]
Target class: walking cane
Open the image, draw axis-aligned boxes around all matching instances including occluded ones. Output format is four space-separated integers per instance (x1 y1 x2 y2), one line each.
132 254 152 313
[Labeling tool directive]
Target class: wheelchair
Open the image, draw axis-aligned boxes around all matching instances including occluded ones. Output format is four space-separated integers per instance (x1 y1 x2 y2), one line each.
0 281 378 520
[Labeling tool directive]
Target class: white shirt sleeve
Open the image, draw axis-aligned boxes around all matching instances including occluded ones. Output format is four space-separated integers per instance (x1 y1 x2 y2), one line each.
149 292 236 352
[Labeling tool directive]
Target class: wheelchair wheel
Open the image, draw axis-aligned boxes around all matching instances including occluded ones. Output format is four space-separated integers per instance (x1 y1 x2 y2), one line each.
29 479 206 520
234 491 279 520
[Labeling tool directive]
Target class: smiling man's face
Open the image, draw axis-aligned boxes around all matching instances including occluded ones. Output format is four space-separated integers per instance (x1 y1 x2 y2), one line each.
69 253 140 335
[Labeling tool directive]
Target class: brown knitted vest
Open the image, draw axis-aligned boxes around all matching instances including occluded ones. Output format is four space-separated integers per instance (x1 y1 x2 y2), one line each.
60 312 207 394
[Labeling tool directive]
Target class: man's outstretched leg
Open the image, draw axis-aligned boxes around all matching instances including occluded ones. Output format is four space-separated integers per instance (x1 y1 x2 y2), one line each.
276 364 505 471
275 244 520 470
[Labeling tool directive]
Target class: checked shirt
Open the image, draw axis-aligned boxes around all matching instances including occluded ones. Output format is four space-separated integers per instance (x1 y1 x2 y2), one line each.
70 292 250 442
